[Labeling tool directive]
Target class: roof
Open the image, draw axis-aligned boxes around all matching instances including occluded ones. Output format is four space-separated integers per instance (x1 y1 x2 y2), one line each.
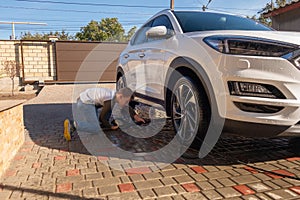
263 0 300 17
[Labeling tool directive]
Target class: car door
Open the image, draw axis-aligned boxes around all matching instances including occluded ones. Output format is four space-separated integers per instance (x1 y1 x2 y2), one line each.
143 15 175 100
122 21 152 95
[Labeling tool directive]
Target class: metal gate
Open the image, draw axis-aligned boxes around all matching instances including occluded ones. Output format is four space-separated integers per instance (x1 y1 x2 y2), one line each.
55 41 127 82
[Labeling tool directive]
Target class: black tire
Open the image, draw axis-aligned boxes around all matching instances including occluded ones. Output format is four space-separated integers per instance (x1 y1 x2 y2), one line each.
171 76 210 156
289 137 300 155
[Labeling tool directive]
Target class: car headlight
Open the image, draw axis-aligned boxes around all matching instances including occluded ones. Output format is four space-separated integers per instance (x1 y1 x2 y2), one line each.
204 36 300 69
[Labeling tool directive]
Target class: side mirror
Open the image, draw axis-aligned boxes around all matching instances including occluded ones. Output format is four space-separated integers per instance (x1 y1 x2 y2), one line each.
146 26 168 39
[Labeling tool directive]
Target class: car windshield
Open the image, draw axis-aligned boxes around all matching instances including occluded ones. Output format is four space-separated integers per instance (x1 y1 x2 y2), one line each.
173 11 272 33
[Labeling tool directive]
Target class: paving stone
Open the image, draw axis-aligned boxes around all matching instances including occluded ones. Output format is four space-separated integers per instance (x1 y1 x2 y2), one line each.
172 185 186 194
73 181 92 190
233 169 252 175
202 189 223 200
99 185 120 195
108 191 140 200
217 178 236 187
0 190 12 200
209 180 224 189
203 170 231 180
143 172 162 180
233 185 255 195
172 194 186 200
174 175 194 184
226 169 241 177
138 189 157 199
241 195 260 200
56 182 72 193
134 179 163 190
160 169 187 178
118 183 135 193
255 193 274 200
160 177 177 186
217 187 241 198
154 186 177 197
155 196 173 200
129 174 145 182
264 181 282 190
196 181 215 190
190 173 207 182
92 177 121 187
181 192 207 200
85 172 103 180
290 186 300 195
270 179 292 188
266 189 298 199
82 187 99 198
231 175 260 185
56 175 84 184
253 173 272 181
181 183 200 192
247 183 271 192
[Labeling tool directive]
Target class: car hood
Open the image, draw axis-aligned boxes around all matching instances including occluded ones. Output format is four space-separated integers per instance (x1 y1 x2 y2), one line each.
186 30 300 46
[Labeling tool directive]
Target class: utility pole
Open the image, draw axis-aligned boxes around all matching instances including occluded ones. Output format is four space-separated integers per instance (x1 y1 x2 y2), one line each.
170 0 174 10
202 0 213 11
0 21 47 40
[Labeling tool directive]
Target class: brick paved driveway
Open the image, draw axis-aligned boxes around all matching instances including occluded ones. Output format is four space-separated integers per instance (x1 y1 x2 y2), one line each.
1 85 300 200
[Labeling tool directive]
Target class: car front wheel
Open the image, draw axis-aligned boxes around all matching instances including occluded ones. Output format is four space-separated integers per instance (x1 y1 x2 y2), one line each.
171 76 210 150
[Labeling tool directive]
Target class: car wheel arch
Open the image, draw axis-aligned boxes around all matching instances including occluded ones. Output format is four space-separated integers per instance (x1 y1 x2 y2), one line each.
165 56 216 117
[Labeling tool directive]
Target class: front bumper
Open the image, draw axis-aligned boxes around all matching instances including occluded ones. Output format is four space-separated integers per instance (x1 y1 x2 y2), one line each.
221 56 300 136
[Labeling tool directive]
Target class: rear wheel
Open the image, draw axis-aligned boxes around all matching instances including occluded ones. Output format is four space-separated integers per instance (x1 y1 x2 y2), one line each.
116 73 126 90
171 76 210 156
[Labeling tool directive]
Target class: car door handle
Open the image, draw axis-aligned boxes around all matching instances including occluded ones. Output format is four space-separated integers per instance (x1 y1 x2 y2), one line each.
124 54 129 59
138 53 145 58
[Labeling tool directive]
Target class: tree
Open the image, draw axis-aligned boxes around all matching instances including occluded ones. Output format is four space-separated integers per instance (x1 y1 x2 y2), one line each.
75 18 126 42
255 0 293 27
20 30 73 40
2 60 20 96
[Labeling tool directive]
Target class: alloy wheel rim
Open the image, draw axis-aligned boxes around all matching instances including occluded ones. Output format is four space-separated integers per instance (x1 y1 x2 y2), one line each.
172 83 199 143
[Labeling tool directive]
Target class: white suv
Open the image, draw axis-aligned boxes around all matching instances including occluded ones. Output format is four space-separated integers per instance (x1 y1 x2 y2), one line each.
116 9 300 151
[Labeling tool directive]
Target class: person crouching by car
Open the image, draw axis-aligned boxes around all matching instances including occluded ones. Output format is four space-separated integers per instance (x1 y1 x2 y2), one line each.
63 87 145 141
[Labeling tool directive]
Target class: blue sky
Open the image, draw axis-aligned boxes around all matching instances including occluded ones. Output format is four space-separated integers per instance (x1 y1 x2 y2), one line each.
0 0 272 40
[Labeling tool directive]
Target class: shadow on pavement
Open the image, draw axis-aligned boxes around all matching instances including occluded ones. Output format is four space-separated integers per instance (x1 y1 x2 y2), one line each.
23 103 299 167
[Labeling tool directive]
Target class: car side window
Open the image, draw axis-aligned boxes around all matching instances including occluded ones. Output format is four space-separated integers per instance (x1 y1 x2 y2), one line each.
131 21 152 46
131 15 174 46
151 15 174 31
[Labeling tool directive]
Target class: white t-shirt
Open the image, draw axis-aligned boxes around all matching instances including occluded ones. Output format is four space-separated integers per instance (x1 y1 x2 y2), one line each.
79 88 116 105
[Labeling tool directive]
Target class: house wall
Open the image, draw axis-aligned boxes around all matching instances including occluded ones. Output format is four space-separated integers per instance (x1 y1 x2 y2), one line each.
272 8 300 31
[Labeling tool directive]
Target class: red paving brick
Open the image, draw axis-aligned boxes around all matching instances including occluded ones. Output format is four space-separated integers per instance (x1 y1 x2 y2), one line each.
182 183 200 192
13 155 25 161
32 162 41 169
54 156 66 161
244 166 258 174
56 183 72 193
125 167 152 175
286 157 300 162
118 183 135 193
272 169 295 177
67 169 80 176
265 172 283 179
290 186 300 195
21 148 31 152
233 185 255 195
97 156 109 161
4 170 17 177
191 166 207 174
